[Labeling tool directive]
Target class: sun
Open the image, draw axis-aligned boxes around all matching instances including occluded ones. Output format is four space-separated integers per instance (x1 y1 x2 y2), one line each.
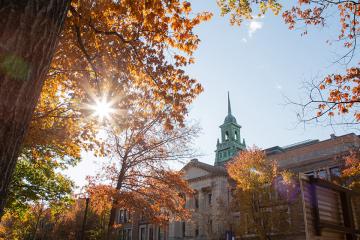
91 97 115 122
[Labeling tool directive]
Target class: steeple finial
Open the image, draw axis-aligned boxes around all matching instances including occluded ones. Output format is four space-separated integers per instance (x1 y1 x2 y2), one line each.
227 91 232 115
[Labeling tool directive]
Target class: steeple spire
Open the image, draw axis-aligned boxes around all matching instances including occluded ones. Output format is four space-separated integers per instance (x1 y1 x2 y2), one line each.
227 91 232 115
215 92 246 166
224 92 237 124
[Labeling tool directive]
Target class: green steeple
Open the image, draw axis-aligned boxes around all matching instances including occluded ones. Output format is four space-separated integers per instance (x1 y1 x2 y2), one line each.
214 92 246 165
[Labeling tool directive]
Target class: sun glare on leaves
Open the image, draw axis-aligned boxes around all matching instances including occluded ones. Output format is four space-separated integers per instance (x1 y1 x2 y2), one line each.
90 97 115 123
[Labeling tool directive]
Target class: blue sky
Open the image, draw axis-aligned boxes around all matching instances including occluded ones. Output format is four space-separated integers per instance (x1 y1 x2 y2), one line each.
65 1 354 188
186 1 352 165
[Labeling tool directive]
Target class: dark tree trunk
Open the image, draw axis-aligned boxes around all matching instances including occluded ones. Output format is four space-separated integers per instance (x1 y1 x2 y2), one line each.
0 0 70 218
107 166 127 240
107 206 118 240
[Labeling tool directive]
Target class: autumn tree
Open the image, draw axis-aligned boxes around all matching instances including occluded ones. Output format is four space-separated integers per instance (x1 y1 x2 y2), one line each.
281 1 360 127
341 148 360 191
86 109 198 239
227 148 297 240
0 202 48 240
4 73 89 216
0 193 113 240
48 193 112 240
0 0 71 219
0 0 211 217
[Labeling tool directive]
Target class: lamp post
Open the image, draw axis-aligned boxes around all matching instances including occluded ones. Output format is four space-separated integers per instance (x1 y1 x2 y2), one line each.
80 193 90 240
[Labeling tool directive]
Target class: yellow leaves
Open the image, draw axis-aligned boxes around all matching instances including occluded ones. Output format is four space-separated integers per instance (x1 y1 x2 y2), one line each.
227 147 295 204
218 0 281 26
227 147 277 191
280 170 294 185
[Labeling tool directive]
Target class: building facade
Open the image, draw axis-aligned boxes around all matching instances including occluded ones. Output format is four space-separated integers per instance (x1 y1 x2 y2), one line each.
116 209 168 240
117 93 360 240
169 94 360 240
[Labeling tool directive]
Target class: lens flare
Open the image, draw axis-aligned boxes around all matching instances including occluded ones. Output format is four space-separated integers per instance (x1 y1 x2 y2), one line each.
91 97 114 122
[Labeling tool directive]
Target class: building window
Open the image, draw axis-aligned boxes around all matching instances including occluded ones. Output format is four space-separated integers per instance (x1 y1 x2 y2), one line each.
330 167 341 179
317 169 327 179
195 226 199 237
121 229 131 240
149 227 153 240
194 194 199 209
158 227 164 240
140 227 146 240
119 229 123 240
127 229 132 240
118 210 124 223
124 210 128 223
235 131 238 140
225 131 229 141
208 193 212 206
304 171 315 177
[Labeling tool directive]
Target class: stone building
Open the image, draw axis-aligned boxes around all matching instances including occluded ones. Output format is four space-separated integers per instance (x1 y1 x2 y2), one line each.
168 94 360 240
168 93 246 240
117 93 360 240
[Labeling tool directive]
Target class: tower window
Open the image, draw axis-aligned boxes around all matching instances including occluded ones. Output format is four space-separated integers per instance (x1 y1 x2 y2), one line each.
225 131 229 141
235 131 238 140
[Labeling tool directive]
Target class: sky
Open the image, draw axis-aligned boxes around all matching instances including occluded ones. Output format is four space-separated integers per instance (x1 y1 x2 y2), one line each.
64 1 356 189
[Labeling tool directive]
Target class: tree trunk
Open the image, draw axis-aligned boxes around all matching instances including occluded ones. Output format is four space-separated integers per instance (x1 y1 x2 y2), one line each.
107 206 118 240
0 0 70 218
107 166 127 240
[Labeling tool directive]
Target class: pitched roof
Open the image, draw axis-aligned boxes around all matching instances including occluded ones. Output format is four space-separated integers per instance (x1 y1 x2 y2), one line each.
182 159 228 176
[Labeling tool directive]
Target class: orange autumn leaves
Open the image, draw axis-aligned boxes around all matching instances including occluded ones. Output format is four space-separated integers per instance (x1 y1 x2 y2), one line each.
343 149 360 189
281 1 360 122
25 0 211 161
227 148 292 192
316 68 360 121
52 0 212 131
84 115 199 228
14 0 210 230
86 170 192 225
